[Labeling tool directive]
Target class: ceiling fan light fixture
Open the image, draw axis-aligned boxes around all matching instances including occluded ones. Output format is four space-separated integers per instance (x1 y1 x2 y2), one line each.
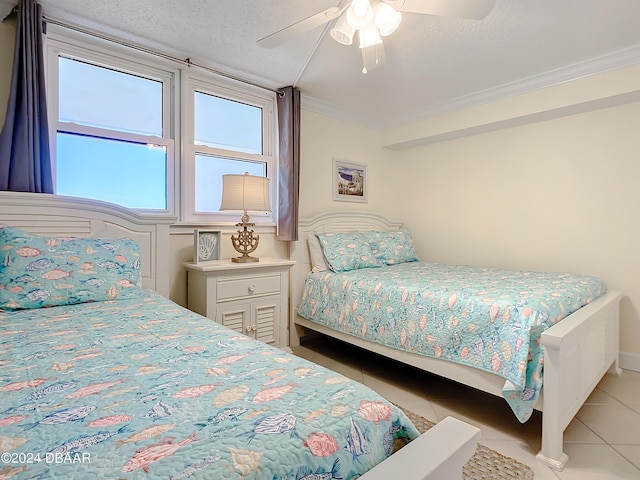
330 15 355 45
373 2 402 36
358 24 382 48
346 0 374 30
361 41 386 74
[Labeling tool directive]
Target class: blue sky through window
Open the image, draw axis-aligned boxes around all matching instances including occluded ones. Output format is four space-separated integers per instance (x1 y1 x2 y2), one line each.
56 57 167 209
195 155 265 212
57 133 167 209
55 56 267 213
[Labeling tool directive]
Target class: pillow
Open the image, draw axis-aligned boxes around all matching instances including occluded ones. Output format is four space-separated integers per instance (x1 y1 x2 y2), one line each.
314 231 382 273
0 224 143 310
307 233 329 273
364 228 419 265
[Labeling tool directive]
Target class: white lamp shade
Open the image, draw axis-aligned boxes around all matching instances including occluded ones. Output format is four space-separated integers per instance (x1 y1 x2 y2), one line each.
331 15 355 45
346 0 374 30
373 2 402 36
220 173 271 213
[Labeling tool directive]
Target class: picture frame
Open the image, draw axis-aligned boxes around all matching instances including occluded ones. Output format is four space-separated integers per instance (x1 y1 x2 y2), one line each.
333 158 368 203
194 229 221 263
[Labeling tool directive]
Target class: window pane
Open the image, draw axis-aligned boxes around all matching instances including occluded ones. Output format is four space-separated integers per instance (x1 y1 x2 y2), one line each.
57 132 167 209
59 57 163 136
195 154 265 212
195 92 262 154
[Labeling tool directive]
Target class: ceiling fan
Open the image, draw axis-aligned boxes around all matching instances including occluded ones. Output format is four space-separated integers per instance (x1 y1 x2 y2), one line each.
257 0 496 74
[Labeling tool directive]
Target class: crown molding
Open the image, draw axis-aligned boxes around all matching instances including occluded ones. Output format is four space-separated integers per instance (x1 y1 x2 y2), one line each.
405 43 640 127
301 93 380 129
302 43 640 132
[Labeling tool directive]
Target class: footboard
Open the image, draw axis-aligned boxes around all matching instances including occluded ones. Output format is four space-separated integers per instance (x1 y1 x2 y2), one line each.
362 416 481 480
536 289 622 470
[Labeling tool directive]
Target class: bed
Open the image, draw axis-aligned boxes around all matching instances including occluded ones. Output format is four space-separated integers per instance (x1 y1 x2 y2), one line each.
0 192 480 480
290 211 623 471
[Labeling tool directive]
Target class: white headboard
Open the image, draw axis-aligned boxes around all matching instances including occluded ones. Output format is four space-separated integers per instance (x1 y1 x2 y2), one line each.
0 191 176 297
289 211 403 345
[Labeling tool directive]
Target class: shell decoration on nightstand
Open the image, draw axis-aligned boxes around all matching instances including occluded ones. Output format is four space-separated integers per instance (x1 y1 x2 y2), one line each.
194 230 220 263
199 234 218 259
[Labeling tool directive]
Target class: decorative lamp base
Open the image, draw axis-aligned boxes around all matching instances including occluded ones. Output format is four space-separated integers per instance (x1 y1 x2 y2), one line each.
232 256 259 263
230 220 260 264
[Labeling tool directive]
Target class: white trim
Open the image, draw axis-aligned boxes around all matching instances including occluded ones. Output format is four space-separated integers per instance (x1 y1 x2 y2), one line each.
302 44 640 131
181 70 277 224
45 30 179 215
619 351 640 373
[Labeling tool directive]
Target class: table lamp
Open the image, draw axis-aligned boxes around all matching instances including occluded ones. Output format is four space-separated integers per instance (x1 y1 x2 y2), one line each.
219 172 271 263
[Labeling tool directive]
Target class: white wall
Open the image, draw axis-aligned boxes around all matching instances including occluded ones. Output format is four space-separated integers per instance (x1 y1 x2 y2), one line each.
298 108 402 220
388 66 640 361
172 108 403 307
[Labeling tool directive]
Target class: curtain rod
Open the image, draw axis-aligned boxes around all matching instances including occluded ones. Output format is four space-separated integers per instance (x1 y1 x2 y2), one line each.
42 16 285 97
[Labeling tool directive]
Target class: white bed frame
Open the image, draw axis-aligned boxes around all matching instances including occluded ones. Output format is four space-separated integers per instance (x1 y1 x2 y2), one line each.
290 211 623 471
0 193 480 480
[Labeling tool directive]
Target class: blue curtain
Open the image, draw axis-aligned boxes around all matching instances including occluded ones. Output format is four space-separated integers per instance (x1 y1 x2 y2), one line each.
276 86 300 241
0 0 53 193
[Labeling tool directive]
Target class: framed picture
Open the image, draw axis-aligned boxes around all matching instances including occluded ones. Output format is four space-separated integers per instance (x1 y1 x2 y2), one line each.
333 158 368 203
194 229 221 263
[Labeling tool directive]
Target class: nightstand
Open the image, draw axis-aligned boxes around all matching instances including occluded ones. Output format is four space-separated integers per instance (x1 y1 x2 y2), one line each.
185 258 295 348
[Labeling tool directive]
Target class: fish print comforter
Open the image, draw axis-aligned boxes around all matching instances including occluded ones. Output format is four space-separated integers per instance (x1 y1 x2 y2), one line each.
0 291 419 479
297 262 607 422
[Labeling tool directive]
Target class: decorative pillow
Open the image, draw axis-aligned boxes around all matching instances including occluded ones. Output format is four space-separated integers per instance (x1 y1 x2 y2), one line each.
364 228 419 265
314 231 382 272
307 233 329 273
0 224 143 310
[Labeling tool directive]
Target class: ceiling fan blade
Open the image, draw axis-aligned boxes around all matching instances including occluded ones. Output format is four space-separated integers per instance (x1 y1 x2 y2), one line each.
384 0 496 19
257 6 343 48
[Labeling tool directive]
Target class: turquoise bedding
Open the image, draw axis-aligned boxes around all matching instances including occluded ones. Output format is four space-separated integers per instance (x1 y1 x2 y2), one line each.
0 291 419 479
297 262 607 422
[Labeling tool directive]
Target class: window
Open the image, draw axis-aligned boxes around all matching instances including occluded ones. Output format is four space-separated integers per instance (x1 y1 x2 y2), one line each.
194 92 262 154
46 34 176 213
45 29 277 223
57 133 167 209
195 155 265 213
182 74 276 223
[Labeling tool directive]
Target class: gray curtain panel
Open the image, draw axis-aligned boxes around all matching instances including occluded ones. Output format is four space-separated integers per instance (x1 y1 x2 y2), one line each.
0 0 53 193
276 86 301 241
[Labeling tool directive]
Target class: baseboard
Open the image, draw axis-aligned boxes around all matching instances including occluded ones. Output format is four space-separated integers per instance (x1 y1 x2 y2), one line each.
619 351 640 373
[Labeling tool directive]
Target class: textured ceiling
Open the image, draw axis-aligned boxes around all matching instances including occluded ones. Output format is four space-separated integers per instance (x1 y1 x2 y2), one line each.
36 0 640 130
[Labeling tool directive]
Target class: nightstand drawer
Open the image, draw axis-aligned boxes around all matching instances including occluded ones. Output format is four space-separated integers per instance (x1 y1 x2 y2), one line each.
217 274 280 301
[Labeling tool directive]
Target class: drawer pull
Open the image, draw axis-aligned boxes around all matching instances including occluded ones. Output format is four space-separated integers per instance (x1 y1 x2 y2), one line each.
245 326 252 333
248 284 256 293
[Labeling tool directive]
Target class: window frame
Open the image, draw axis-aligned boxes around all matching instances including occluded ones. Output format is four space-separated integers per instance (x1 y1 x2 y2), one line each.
181 72 277 224
45 28 179 216
44 27 278 225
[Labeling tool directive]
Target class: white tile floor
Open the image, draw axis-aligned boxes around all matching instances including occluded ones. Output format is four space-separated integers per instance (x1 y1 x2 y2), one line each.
292 337 640 480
